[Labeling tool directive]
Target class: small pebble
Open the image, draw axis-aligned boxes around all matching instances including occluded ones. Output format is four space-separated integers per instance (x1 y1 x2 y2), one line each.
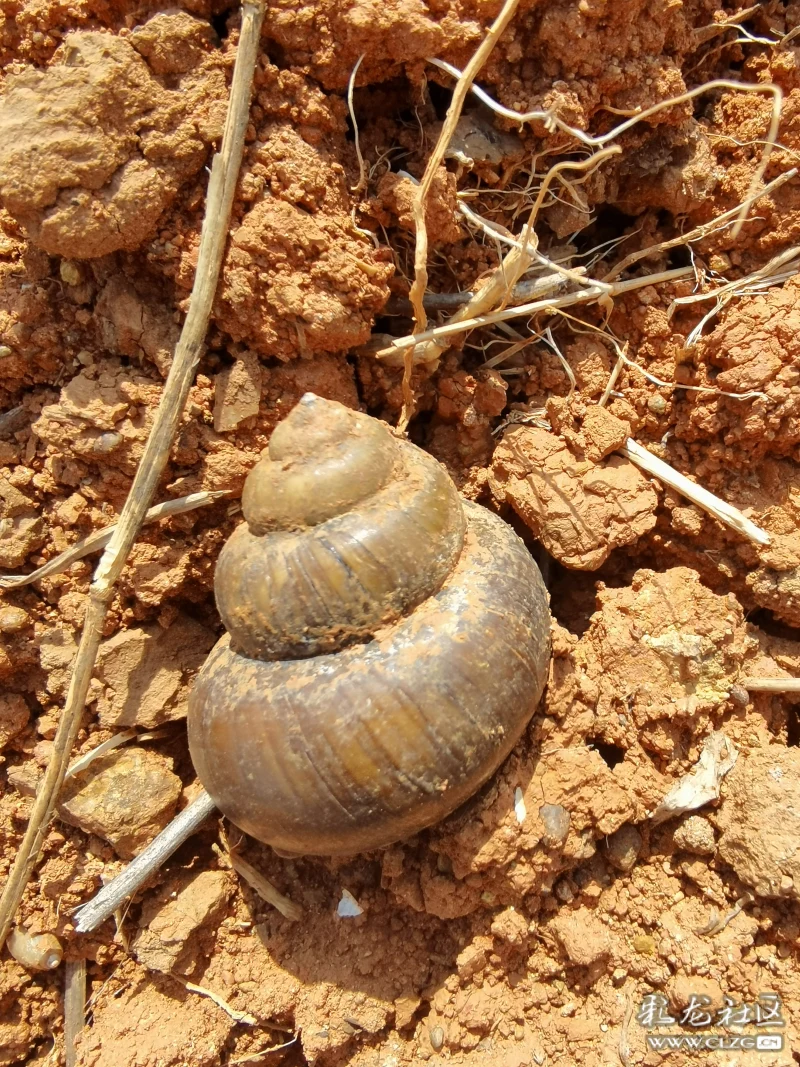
728 684 749 707
604 824 643 872
429 1025 444 1051
673 815 716 855
0 605 29 634
539 803 570 846
92 432 122 454
555 880 574 903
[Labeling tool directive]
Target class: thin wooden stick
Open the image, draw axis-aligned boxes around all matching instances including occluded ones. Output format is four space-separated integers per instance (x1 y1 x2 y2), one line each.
72 790 219 933
64 959 86 1067
0 1 266 951
227 851 303 921
375 267 693 361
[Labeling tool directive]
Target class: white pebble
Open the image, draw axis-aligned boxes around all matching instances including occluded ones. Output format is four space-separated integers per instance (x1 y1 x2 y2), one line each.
514 787 527 824
337 889 363 918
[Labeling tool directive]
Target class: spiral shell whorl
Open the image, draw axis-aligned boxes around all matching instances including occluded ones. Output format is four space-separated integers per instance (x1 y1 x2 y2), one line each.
216 395 467 661
242 393 397 534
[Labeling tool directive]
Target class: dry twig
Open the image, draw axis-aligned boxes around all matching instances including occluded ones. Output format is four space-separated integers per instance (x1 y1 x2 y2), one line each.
64 731 137 781
604 169 797 281
375 267 693 362
0 1 266 949
226 849 303 922
740 677 800 693
72 789 218 933
230 1037 299 1064
621 438 770 546
174 976 257 1026
413 147 620 368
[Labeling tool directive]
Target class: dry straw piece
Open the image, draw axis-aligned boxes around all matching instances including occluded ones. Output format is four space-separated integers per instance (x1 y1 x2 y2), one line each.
0 0 267 948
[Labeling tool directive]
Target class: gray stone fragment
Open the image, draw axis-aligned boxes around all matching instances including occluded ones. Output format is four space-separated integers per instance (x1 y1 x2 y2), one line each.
539 803 570 847
604 824 643 873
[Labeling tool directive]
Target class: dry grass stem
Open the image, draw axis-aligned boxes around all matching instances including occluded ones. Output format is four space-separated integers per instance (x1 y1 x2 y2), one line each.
64 959 86 1067
740 677 800 693
621 438 770 545
5 9 267 944
603 169 797 281
409 0 521 330
347 54 367 195
0 490 228 591
230 1037 299 1063
375 266 693 362
226 849 303 922
598 347 627 407
175 976 257 1026
420 148 620 368
0 4 265 948
694 5 762 45
611 349 768 402
64 731 138 781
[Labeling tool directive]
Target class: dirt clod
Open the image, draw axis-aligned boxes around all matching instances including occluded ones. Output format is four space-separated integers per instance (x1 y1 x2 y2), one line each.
490 425 658 568
549 907 614 968
715 747 800 899
133 870 231 975
0 28 226 258
95 615 216 729
60 747 182 859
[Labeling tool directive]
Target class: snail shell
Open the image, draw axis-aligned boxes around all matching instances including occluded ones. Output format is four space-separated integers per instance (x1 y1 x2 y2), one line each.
188 394 550 855
7 928 63 972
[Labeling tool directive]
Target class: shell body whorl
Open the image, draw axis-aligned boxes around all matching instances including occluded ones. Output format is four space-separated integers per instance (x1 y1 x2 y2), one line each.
189 394 551 855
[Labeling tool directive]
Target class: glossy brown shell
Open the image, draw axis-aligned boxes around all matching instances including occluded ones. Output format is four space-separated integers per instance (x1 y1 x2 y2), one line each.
188 393 551 855
189 504 550 855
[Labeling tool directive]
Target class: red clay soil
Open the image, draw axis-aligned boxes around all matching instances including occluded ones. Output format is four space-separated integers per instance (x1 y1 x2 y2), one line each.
3 2 800 1066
